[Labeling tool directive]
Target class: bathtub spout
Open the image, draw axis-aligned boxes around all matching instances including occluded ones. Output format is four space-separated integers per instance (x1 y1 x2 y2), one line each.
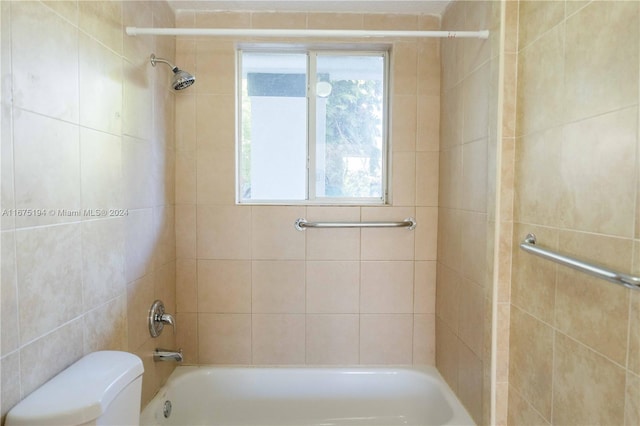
154 348 183 362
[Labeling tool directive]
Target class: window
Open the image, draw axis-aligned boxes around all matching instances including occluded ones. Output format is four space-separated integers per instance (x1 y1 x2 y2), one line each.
237 48 389 204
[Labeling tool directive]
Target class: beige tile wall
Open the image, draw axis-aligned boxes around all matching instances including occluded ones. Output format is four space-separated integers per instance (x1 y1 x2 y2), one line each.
510 1 640 425
438 1 504 425
0 1 177 421
174 11 441 367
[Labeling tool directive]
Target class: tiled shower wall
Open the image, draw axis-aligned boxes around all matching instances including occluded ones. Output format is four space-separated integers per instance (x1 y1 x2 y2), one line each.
509 1 640 425
437 1 503 424
1 1 177 420
173 11 441 366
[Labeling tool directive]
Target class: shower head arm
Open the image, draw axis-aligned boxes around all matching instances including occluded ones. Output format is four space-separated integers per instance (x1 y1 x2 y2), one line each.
150 54 178 72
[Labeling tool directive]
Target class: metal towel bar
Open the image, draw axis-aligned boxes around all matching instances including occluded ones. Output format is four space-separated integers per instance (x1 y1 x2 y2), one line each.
520 233 640 290
295 217 416 231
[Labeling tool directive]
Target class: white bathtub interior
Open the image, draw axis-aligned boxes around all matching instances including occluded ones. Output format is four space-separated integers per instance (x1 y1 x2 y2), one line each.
141 366 475 426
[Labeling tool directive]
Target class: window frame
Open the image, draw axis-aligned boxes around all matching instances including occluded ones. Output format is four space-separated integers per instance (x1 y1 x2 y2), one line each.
236 45 391 206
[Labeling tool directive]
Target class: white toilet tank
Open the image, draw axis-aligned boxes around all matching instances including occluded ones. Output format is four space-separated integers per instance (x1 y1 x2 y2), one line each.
6 351 144 426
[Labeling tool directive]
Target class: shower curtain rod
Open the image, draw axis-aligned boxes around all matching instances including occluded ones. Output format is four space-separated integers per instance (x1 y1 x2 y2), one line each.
125 27 490 39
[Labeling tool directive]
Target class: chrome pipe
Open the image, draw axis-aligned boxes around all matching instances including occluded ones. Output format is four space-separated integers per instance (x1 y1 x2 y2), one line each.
127 27 490 39
295 217 416 231
520 233 640 290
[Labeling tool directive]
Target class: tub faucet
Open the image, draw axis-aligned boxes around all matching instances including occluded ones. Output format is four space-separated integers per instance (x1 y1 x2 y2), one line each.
159 312 176 329
149 300 176 337
154 348 183 362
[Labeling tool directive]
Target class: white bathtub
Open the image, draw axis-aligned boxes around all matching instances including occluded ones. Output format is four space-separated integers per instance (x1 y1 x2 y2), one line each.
140 366 475 426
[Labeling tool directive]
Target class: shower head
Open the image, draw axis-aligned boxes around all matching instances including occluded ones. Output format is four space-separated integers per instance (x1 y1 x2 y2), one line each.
150 54 195 91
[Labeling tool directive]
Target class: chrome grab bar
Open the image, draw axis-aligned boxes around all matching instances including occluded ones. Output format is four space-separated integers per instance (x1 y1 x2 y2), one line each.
520 233 640 291
295 217 417 231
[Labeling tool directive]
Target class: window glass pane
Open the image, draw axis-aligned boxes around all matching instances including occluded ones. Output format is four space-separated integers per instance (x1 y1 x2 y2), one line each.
240 52 308 201
315 54 384 199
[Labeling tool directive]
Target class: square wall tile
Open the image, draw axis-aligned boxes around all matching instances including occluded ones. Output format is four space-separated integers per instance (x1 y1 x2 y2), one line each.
435 318 459 392
1 103 14 231
198 313 251 364
196 144 236 205
514 128 563 227
81 218 125 310
78 1 123 55
83 295 127 353
517 0 564 51
176 313 198 364
391 152 416 206
122 136 153 210
511 225 558 324
124 208 154 283
457 279 485 357
251 206 306 260
435 263 460 332
361 207 415 260
126 274 154 351
391 95 417 152
252 261 305 313
509 306 553 420
629 290 640 375
416 95 440 152
306 314 359 365
392 42 417 95
79 33 122 134
122 61 152 140
462 63 490 144
460 211 487 282
1 352 21 420
553 332 626 426
11 1 79 123
20 319 83 397
414 261 436 314
176 259 197 313
175 150 196 204
563 1 639 123
360 314 413 364
1 231 18 356
507 385 550 426
361 261 413 314
16 224 83 344
123 0 152 65
559 107 637 238
516 25 564 137
626 372 640 426
252 314 305 365
461 138 487 213
415 207 438 260
251 11 307 29
175 204 196 259
307 13 364 29
80 128 122 212
416 152 439 206
413 314 435 365
555 231 631 365
438 146 462 209
306 261 359 314
13 110 80 227
197 205 251 259
305 207 360 260
198 260 251 313
195 94 235 150
457 341 483 424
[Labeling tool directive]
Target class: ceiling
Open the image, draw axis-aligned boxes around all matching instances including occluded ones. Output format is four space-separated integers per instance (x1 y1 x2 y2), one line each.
167 0 451 16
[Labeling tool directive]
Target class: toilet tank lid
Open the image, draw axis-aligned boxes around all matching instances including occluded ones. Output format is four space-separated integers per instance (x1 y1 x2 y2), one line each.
6 351 144 426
